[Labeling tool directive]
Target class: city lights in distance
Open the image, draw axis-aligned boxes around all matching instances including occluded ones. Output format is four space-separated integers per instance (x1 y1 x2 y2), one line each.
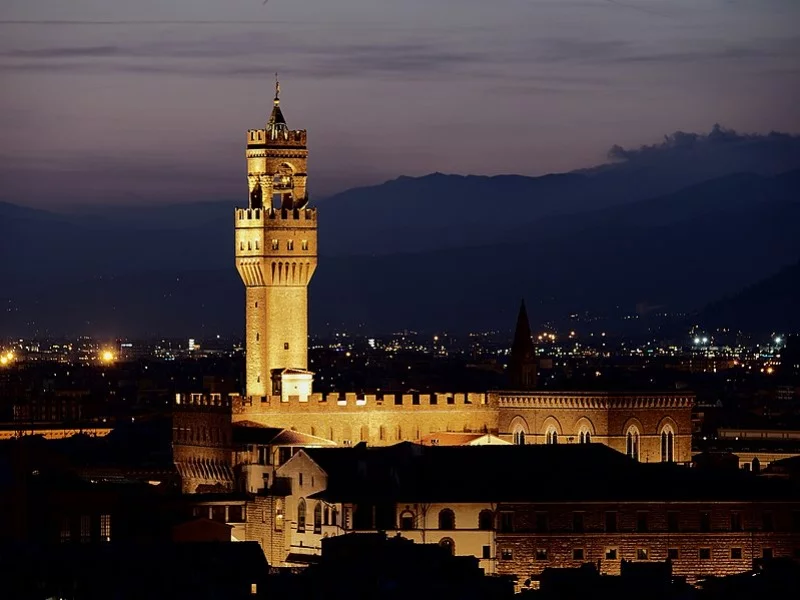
100 350 115 363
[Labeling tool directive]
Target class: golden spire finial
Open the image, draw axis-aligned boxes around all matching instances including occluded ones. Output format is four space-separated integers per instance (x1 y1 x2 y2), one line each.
274 73 280 105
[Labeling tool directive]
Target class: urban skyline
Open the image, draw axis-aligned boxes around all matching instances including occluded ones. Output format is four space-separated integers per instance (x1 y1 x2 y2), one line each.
2 3 800 598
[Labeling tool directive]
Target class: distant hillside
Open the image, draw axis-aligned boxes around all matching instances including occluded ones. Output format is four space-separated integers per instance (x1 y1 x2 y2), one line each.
2 169 798 337
698 260 800 334
320 125 800 255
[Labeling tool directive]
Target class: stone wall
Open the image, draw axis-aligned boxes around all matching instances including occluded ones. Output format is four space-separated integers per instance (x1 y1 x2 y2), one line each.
495 500 800 587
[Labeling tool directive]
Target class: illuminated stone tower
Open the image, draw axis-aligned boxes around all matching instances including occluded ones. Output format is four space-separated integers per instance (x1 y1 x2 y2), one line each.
235 80 317 399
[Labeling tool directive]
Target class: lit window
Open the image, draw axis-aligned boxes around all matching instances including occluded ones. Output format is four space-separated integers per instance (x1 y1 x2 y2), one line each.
605 548 617 560
287 240 294 251
302 240 309 251
80 515 91 543
271 239 279 250
626 427 640 461
661 426 675 462
439 537 455 555
501 548 513 561
100 514 111 542
636 548 648 560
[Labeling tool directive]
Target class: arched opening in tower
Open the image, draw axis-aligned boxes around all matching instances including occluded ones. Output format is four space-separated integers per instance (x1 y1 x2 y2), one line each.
273 164 294 209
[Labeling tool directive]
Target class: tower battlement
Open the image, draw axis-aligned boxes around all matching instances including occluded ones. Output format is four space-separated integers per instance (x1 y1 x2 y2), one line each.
235 207 317 224
247 128 307 148
234 392 493 412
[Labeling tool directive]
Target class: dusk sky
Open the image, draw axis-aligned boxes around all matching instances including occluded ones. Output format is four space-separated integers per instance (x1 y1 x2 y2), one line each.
1 0 798 207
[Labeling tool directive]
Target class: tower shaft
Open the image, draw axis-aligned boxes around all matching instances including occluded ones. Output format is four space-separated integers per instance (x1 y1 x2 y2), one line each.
235 84 317 399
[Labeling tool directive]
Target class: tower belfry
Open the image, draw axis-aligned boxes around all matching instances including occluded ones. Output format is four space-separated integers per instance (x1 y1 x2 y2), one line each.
235 81 317 400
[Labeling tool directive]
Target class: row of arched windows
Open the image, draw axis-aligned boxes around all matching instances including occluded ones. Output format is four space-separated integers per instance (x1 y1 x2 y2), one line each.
510 419 675 462
398 508 495 531
513 428 591 445
626 426 675 462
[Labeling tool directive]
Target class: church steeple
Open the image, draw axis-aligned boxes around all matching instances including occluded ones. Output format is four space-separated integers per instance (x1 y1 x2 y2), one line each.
508 299 537 390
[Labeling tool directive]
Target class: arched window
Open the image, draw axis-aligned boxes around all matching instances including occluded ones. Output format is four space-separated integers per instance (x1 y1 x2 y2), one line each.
275 500 284 532
313 502 322 534
324 506 330 526
439 537 455 555
626 427 640 461
438 508 455 530
478 510 494 530
660 426 675 463
399 511 415 530
513 430 525 445
297 499 306 533
546 428 558 445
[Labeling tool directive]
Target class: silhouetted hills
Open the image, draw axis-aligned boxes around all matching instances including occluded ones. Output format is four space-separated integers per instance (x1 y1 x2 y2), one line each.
2 125 799 337
699 260 800 333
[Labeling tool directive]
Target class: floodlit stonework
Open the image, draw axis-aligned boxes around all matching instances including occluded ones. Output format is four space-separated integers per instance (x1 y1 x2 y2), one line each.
231 83 693 464
235 80 316 400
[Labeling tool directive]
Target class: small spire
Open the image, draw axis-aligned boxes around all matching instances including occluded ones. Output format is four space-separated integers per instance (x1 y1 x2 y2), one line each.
274 72 280 105
511 299 534 359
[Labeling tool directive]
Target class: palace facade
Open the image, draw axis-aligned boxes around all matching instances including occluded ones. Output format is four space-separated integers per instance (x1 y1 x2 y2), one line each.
228 82 693 464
